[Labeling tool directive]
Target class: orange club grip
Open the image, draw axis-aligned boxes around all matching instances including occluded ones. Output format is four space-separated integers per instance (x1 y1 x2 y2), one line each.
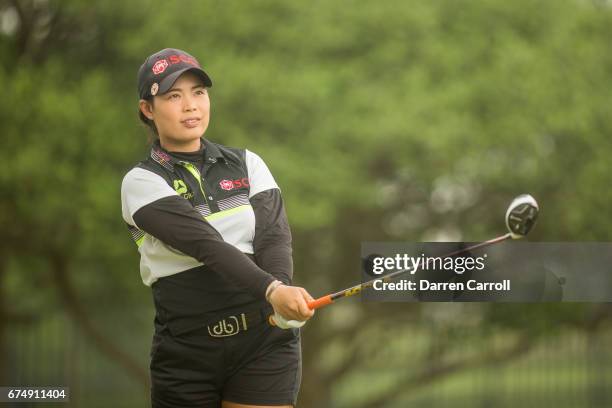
308 295 334 310
268 295 333 327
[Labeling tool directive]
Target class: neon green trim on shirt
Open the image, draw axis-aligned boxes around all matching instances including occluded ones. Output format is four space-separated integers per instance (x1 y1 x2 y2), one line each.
205 205 251 221
180 162 210 207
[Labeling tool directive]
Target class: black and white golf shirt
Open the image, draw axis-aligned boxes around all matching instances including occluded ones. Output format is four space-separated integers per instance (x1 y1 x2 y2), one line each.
121 138 292 335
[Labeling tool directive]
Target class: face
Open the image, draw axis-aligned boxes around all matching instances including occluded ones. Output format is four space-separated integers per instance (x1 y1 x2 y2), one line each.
139 71 210 152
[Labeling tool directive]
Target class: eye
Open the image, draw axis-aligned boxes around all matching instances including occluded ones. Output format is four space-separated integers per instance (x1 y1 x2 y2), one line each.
168 93 180 100
195 89 207 96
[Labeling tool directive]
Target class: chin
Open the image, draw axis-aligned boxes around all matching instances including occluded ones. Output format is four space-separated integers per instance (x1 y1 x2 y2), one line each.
180 127 205 141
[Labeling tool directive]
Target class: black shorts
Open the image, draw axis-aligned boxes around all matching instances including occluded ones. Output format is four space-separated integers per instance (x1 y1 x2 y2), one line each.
150 308 301 407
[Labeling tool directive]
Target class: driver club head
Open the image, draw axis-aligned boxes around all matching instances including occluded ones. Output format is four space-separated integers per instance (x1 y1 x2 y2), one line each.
505 194 539 239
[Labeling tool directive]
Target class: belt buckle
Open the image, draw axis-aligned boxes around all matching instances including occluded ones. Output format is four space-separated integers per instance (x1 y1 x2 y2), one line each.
207 313 248 337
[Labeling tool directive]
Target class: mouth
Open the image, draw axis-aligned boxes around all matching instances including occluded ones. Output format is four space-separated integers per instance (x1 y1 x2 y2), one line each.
181 118 201 128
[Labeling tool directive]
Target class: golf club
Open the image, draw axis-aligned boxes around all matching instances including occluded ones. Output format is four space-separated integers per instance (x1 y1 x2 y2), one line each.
319 194 536 305
269 194 539 326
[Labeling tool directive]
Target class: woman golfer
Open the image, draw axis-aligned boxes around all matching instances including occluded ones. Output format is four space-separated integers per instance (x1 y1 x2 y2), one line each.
121 48 314 408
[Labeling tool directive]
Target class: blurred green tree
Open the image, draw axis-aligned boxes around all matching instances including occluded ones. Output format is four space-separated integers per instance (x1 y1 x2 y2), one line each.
1 0 611 406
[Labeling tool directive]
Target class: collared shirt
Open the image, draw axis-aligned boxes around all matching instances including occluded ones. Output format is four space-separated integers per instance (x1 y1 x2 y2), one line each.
122 138 279 283
120 138 292 334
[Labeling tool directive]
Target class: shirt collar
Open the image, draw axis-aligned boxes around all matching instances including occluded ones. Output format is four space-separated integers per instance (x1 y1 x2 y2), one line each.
201 137 224 163
150 138 224 171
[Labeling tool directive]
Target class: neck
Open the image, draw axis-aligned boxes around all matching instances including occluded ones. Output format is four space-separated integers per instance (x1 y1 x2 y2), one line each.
159 138 202 153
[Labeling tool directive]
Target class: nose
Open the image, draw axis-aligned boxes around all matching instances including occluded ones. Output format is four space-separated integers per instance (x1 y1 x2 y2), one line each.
183 94 197 112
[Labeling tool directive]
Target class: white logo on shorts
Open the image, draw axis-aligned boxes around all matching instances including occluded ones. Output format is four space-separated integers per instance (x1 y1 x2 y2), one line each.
207 313 248 337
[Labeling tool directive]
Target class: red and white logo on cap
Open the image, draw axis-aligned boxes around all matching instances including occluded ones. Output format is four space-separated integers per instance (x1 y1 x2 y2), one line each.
152 59 169 75
219 180 234 190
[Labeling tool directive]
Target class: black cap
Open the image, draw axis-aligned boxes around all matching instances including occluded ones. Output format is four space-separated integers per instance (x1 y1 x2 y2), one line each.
137 48 213 99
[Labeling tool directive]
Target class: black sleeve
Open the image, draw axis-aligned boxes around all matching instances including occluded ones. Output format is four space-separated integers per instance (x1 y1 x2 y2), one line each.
250 189 293 285
132 196 276 299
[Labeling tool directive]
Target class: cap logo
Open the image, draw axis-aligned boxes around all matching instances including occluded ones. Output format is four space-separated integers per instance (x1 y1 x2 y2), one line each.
152 59 169 75
150 83 159 96
168 54 200 67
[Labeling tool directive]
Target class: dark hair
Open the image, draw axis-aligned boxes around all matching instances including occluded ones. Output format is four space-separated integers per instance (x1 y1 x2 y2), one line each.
138 97 158 141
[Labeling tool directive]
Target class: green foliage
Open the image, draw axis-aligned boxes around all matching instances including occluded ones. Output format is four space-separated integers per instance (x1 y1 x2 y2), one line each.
2 0 612 406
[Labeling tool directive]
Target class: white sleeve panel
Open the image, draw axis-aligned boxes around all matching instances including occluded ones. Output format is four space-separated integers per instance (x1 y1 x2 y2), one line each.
121 167 178 226
245 149 279 198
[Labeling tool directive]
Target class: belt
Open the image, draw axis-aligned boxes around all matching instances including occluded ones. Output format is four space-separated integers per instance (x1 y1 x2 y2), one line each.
206 306 272 338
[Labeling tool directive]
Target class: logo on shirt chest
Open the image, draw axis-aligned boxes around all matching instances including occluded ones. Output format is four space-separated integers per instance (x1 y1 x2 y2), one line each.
219 178 250 191
173 179 194 200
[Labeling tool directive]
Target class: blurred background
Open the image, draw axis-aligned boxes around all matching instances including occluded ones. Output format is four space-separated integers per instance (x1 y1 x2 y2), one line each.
1 0 612 406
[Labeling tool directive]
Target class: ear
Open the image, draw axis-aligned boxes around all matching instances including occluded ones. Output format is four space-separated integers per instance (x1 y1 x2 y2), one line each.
139 99 154 120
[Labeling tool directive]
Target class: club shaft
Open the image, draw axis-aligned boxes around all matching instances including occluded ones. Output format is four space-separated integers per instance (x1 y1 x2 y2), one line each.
307 233 513 310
